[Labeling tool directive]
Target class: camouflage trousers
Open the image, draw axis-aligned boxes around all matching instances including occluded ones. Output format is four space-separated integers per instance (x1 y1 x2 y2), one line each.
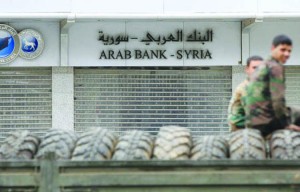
249 106 300 138
230 106 300 137
261 106 300 139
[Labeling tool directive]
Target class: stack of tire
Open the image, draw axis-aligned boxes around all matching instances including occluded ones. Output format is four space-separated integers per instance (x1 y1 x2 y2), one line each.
0 126 299 160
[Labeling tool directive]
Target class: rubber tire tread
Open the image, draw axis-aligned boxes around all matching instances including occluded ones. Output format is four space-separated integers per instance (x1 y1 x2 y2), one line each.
229 128 266 160
191 135 228 160
112 130 154 160
153 126 192 160
35 129 77 160
0 130 40 160
72 128 117 160
270 129 300 159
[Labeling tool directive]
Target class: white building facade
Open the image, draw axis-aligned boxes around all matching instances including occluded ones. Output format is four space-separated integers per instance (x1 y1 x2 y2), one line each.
0 0 300 139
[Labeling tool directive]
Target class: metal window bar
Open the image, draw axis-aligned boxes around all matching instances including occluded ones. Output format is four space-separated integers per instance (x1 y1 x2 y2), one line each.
286 66 300 106
0 68 52 141
74 67 232 136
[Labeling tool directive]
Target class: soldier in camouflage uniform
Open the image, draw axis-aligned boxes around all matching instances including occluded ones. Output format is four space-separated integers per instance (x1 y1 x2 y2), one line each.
244 34 300 137
228 56 263 131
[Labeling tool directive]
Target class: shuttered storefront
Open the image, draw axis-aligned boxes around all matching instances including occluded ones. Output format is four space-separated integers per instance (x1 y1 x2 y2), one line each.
74 67 232 136
286 66 300 106
0 68 52 141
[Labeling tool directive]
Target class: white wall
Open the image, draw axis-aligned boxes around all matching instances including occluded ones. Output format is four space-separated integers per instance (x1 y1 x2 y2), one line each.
1 0 300 14
1 1 300 67
0 0 71 13
249 22 300 65
258 0 300 13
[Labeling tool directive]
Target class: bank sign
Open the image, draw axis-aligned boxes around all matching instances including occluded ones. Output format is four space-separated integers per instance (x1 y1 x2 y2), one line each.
98 29 213 60
0 24 44 64
69 22 241 66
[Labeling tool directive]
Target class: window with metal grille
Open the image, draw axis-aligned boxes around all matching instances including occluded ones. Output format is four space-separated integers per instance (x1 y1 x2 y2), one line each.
0 68 52 141
74 67 232 136
286 66 300 106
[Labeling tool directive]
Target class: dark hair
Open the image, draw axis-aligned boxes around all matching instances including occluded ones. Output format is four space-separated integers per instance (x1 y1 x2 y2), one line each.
272 34 292 47
246 55 263 67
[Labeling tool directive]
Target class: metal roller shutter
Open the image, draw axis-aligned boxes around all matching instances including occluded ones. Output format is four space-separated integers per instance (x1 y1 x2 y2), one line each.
0 68 52 141
286 66 300 106
74 67 232 136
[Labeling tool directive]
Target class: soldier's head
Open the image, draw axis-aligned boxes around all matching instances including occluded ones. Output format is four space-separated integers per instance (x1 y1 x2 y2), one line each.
271 34 292 64
245 55 263 77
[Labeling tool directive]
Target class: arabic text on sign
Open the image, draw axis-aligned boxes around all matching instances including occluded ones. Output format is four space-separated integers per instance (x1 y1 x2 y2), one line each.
98 29 213 45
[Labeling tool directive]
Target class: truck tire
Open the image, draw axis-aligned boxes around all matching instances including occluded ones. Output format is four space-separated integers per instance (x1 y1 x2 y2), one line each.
72 128 117 160
191 135 228 160
112 130 154 160
153 125 192 160
0 130 40 160
229 128 266 160
35 129 77 160
270 129 300 159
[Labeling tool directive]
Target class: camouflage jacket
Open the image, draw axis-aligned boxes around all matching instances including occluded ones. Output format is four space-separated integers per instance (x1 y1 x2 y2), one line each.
228 79 248 131
244 57 289 130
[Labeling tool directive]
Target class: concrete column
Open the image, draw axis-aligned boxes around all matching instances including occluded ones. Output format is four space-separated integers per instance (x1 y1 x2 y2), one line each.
52 67 74 130
232 66 246 93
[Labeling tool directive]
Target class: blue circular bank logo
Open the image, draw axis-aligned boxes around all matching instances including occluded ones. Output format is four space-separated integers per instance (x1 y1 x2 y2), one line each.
19 29 44 60
0 24 20 64
22 36 38 53
0 31 15 58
